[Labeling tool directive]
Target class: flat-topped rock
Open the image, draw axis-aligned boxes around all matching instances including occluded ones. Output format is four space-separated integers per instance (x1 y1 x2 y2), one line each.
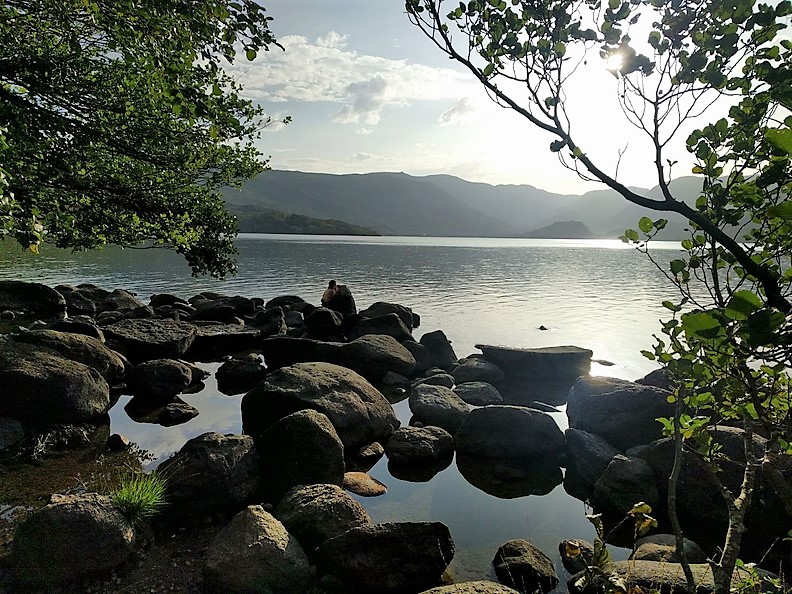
475 344 592 379
103 318 196 362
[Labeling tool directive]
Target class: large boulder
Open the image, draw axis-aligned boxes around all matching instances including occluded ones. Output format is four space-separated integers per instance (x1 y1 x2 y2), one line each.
409 384 471 433
13 329 126 384
419 330 458 369
315 522 455 594
102 318 196 363
157 432 261 525
215 354 268 395
567 376 673 451
242 362 399 451
476 344 592 380
385 425 455 466
257 409 346 502
492 539 559 593
360 301 418 329
190 295 256 322
305 307 344 340
591 454 660 514
274 484 371 555
0 280 66 320
11 493 135 587
128 358 193 400
203 505 312 594
0 341 111 425
631 534 707 564
60 284 145 314
451 357 505 384
420 582 520 594
563 428 621 501
348 313 415 343
249 307 287 336
186 323 261 361
453 381 503 406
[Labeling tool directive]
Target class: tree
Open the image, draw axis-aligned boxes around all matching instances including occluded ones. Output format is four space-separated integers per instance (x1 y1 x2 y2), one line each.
406 0 792 591
0 0 286 277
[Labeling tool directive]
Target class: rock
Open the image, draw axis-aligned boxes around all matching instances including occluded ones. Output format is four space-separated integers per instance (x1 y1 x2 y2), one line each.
409 384 471 433
355 442 385 467
420 581 520 593
258 409 345 502
274 484 371 555
567 376 673 451
187 323 262 361
457 454 562 498
386 426 455 466
563 428 621 501
348 312 415 343
419 330 458 369
451 356 505 384
334 334 417 381
105 433 130 452
48 318 105 341
284 310 305 328
558 539 594 575
414 372 456 389
0 280 66 320
456 405 565 463
305 307 344 340
158 432 261 526
637 368 673 390
591 454 660 514
631 534 707 563
492 539 559 593
453 381 503 406
54 284 96 316
190 295 256 322
324 284 357 317
124 304 155 319
0 417 25 451
0 341 111 425
215 354 268 395
149 293 190 308
203 505 311 594
62 284 145 314
13 329 125 383
11 493 135 587
476 344 592 380
343 471 388 496
128 358 193 400
360 301 417 329
249 307 287 336
242 362 399 451
265 295 307 310
103 318 196 363
124 396 199 427
403 340 433 372
315 522 455 594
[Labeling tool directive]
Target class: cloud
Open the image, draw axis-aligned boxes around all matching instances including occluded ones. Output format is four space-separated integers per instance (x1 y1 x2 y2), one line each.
438 97 475 126
351 152 377 161
227 31 476 125
355 128 373 135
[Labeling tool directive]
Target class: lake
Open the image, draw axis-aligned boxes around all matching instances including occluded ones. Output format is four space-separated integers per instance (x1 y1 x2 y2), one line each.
0 234 684 588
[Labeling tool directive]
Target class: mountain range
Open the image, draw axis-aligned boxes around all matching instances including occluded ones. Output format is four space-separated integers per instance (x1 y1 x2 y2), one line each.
223 170 707 239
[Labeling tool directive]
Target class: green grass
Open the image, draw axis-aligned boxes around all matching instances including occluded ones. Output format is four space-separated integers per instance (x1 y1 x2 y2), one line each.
111 472 167 527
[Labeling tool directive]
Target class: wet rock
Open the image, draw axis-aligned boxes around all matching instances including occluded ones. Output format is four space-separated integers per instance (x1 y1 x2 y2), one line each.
274 484 372 555
11 493 135 587
0 280 66 320
0 341 111 425
158 432 261 526
242 362 399 451
216 354 268 395
567 376 673 451
187 323 261 361
258 409 345 502
420 581 520 593
453 381 503 406
409 384 471 434
493 539 559 593
591 454 660 514
348 312 415 343
343 471 388 497
128 358 193 400
385 425 454 466
451 356 505 384
204 505 311 594
631 534 707 563
563 428 621 501
476 344 592 380
315 522 455 594
103 318 196 363
419 330 458 369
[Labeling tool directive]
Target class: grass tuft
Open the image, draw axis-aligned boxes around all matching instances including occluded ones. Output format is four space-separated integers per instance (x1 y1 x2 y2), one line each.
111 472 167 527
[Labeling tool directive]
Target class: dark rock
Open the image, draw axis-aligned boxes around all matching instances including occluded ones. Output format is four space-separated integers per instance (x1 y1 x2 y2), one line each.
343 471 388 497
413 373 455 389
492 539 559 593
0 417 25 451
324 284 357 317
355 442 385 468
0 341 111 425
123 305 155 319
451 356 505 384
0 310 14 320
386 425 455 466
567 376 673 451
11 493 135 587
637 367 674 390
48 318 105 341
360 301 417 329
103 318 196 363
274 484 371 555
409 384 471 433
149 293 189 308
403 340 432 372
0 280 66 320
203 505 311 594
13 329 125 383
258 409 345 502
216 354 268 395
348 312 415 343
453 381 503 406
334 334 417 381
187 322 262 361
54 284 96 316
124 396 199 427
382 370 410 386
631 534 707 563
419 330 458 369
284 310 305 328
476 344 592 380
249 307 287 337
158 432 261 526
128 358 193 400
264 295 306 310
563 428 621 501
456 454 562 498
305 307 344 340
242 362 399 451
190 295 256 322
315 522 455 594
591 454 660 514
105 433 130 452
420 581 520 593
558 539 594 575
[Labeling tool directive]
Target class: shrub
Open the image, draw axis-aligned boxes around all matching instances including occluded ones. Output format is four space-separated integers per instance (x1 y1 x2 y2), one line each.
111 472 167 527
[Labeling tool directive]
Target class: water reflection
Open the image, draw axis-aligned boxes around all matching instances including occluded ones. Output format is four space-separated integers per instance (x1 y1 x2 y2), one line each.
456 454 563 498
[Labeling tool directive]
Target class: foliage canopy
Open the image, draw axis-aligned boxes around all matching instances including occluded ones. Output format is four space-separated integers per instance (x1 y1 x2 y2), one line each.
0 0 283 276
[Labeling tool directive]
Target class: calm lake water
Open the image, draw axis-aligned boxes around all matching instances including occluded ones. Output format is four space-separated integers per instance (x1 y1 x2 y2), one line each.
0 234 684 588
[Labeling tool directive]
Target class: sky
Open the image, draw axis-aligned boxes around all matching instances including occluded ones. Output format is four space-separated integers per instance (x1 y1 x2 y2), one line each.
231 1 707 195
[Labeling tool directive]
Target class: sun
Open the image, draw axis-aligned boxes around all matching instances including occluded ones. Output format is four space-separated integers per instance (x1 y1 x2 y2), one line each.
605 51 624 74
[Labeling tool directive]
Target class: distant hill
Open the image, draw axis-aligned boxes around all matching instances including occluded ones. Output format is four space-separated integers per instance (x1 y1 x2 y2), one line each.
230 205 378 235
523 221 594 239
223 170 708 239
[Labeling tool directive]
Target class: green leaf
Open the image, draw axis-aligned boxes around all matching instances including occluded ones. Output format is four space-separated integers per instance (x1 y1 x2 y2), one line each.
246 48 257 61
725 290 763 320
766 128 792 155
681 311 722 339
483 63 495 77
608 0 620 9
669 259 686 275
768 201 792 219
623 228 639 241
638 216 653 233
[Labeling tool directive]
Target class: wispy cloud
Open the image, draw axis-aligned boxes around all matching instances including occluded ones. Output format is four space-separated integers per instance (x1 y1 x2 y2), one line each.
438 97 475 126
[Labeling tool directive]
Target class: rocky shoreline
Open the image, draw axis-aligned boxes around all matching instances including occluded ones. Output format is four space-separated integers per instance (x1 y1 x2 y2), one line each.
0 279 789 593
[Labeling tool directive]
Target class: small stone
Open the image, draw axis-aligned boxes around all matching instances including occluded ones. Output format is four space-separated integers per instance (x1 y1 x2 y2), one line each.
343 472 388 497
